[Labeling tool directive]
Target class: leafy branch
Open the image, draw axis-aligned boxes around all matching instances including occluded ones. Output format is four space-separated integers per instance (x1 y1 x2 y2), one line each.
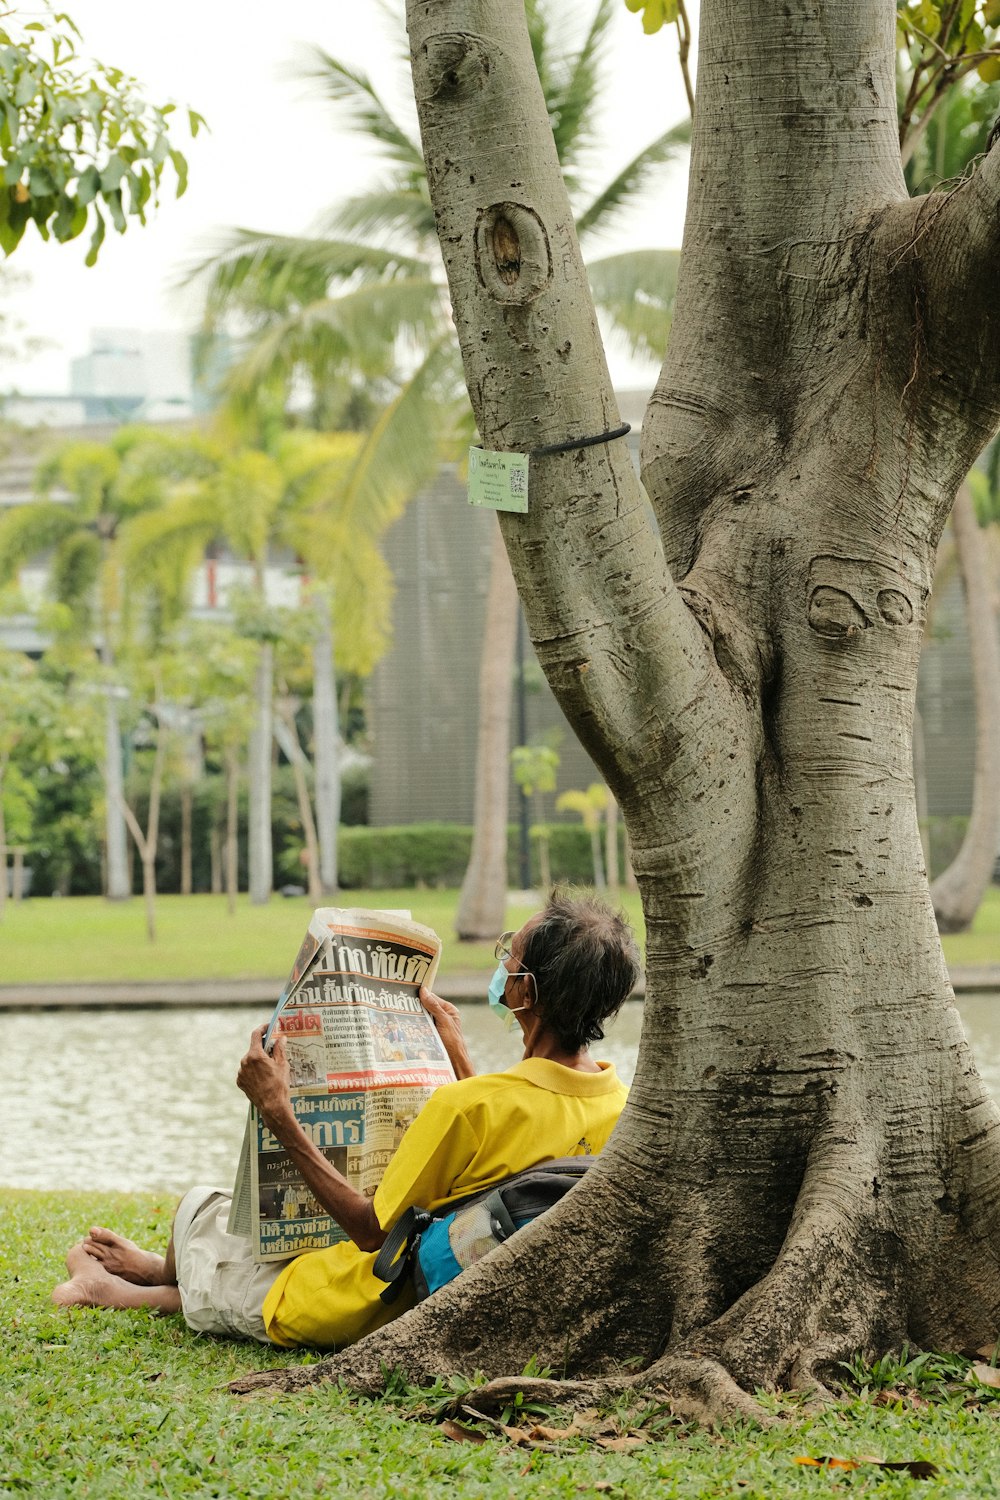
0 2 201 261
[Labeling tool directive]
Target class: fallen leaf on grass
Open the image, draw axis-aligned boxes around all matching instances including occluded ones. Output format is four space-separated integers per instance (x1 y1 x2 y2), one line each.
594 1434 651 1452
439 1419 487 1445
795 1456 937 1479
969 1362 1000 1390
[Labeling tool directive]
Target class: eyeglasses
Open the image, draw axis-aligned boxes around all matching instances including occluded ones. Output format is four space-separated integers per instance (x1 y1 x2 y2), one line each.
494 931 514 963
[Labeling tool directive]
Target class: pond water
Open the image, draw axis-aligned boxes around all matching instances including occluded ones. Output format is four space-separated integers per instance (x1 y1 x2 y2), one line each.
3 997 1000 1195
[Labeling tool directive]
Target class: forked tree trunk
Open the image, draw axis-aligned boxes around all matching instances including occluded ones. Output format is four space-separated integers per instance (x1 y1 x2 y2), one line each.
455 525 520 939
929 482 1000 931
250 0 1000 1410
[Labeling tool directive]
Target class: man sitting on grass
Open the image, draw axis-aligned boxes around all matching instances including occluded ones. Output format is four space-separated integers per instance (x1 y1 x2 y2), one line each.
53 890 639 1348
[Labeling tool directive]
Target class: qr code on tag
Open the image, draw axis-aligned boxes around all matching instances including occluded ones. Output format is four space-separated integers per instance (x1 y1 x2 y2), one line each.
509 467 526 497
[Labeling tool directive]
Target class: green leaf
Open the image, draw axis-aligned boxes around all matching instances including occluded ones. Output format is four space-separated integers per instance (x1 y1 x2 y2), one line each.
103 186 126 232
978 52 1000 78
100 152 126 192
52 193 78 241
14 69 37 107
169 147 188 197
84 206 105 266
0 194 27 253
27 166 55 196
76 164 100 205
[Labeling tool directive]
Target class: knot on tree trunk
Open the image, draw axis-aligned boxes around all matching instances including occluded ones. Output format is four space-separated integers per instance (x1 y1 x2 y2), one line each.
474 202 552 304
416 33 491 104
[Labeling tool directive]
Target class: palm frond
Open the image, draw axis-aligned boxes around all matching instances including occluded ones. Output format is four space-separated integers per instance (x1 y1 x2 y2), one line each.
294 45 424 175
575 119 691 242
319 188 437 251
547 0 616 168
183 230 426 321
216 276 445 415
586 248 680 362
0 501 79 584
308 337 461 546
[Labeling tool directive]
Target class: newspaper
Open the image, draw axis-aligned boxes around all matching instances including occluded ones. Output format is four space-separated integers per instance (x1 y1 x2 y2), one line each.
228 907 455 1262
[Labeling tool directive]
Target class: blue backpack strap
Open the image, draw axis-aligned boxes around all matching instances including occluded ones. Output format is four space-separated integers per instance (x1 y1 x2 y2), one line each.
372 1205 432 1304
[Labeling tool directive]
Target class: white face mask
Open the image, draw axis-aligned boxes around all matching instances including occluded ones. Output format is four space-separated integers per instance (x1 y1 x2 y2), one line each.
488 946 534 1030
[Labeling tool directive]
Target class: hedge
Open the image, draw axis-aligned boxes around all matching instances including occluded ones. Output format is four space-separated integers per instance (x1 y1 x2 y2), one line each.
334 823 626 890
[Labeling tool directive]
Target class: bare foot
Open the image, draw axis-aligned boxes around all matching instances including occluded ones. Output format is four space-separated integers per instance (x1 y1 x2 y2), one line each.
52 1242 180 1314
82 1226 166 1286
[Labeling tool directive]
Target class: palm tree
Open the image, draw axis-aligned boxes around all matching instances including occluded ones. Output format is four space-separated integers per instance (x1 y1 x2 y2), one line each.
190 0 687 936
0 430 176 900
122 410 444 903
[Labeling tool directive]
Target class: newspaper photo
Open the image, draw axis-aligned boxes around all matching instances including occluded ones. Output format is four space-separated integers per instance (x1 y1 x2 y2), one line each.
228 907 455 1262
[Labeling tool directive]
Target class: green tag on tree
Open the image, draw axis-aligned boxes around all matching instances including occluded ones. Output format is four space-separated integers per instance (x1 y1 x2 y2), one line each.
467 446 529 513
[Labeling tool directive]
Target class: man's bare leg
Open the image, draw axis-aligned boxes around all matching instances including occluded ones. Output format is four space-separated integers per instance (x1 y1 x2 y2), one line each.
52 1242 181 1314
83 1227 170 1286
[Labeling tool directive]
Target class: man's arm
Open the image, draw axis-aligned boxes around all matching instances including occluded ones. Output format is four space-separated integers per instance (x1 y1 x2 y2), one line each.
237 1026 385 1252
420 986 476 1079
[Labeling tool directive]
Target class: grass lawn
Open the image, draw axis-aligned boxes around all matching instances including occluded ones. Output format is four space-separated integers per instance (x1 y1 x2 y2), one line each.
5 1190 1000 1498
0 890 645 986
0 885 997 988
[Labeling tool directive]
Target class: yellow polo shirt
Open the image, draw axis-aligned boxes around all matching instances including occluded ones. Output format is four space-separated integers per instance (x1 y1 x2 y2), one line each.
261 1057 627 1348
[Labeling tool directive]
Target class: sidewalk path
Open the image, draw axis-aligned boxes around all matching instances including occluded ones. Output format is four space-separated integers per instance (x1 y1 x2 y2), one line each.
1 969 996 1010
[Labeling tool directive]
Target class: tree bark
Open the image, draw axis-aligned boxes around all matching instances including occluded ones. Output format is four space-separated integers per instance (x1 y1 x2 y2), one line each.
209 822 222 896
247 643 274 906
312 588 341 896
225 748 240 917
180 784 193 896
929 482 1000 931
103 691 130 901
0 757 7 924
253 0 1000 1408
276 696 323 903
455 525 520 939
122 716 165 945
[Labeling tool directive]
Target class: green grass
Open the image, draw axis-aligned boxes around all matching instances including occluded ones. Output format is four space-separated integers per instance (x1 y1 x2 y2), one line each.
0 890 611 985
5 1190 1000 1498
0 884 996 987
937 885 1000 970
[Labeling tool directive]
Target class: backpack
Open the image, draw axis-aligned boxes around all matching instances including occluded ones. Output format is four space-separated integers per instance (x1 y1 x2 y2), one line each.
372 1156 594 1303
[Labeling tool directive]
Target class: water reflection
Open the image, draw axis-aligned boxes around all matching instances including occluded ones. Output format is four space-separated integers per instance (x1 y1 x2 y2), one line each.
2 997 999 1194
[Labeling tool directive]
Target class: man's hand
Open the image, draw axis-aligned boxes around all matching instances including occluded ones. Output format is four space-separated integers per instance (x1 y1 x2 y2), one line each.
237 1025 294 1133
420 986 476 1079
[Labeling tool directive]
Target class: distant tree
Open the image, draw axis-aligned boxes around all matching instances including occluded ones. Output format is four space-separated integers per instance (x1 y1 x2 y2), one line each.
0 429 175 898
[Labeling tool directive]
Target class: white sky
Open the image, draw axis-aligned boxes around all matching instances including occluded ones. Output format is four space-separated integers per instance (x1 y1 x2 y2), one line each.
0 1 695 394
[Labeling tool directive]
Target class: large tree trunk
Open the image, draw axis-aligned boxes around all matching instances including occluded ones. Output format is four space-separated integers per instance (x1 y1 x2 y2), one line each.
247 0 1000 1410
454 525 520 939
247 642 274 906
929 482 1000 931
312 589 341 897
